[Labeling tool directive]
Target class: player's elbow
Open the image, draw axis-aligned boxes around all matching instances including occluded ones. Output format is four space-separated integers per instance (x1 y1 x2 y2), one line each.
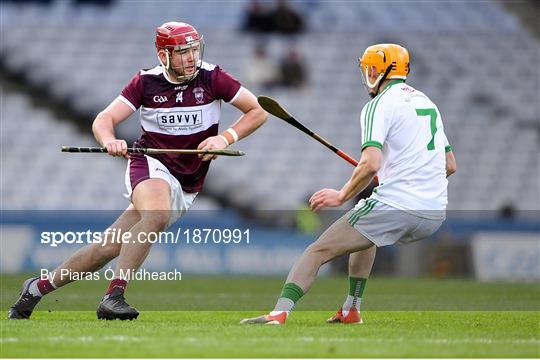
249 107 268 133
255 107 268 126
360 158 380 176
92 111 106 129
445 153 457 177
359 147 381 175
91 117 100 138
92 111 112 134
446 161 457 177
366 161 380 176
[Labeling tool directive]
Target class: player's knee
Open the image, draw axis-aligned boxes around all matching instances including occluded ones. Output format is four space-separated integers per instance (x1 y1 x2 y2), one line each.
96 243 121 261
87 243 119 264
306 243 336 263
141 210 170 231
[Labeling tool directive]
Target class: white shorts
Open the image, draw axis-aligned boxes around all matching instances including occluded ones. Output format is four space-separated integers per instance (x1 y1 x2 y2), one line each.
347 198 444 247
124 155 197 227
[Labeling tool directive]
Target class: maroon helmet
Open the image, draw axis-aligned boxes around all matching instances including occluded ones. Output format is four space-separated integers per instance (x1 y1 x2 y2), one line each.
155 22 205 83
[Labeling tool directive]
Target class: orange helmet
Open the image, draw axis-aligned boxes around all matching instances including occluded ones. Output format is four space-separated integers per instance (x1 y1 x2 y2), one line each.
359 44 410 92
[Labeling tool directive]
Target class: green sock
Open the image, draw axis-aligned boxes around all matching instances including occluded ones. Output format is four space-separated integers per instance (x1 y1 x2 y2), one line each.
343 277 367 311
349 277 367 297
273 282 304 312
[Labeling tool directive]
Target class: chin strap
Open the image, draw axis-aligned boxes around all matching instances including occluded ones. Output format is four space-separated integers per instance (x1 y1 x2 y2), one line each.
364 67 385 89
366 64 393 98
158 50 171 72
157 49 194 84
158 50 180 84
375 65 394 98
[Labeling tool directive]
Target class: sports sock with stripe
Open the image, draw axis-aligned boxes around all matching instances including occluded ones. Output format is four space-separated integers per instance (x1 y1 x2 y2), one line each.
106 278 128 295
271 282 304 315
29 276 57 297
342 277 367 314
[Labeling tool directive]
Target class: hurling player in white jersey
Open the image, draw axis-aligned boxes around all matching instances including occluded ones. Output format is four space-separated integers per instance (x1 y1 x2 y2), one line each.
9 22 268 321
241 44 456 325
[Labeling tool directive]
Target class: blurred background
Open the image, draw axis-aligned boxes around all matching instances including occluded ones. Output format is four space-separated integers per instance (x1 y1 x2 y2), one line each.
1 0 539 283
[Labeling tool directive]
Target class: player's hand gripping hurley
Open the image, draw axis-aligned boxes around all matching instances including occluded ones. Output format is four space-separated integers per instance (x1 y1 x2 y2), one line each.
62 146 245 157
257 96 358 166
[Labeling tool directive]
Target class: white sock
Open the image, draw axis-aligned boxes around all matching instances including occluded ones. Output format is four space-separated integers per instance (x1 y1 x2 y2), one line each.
342 295 362 315
272 297 295 314
28 279 43 297
269 310 289 316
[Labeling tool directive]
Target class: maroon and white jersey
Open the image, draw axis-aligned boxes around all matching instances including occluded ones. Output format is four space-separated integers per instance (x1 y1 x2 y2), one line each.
118 62 242 193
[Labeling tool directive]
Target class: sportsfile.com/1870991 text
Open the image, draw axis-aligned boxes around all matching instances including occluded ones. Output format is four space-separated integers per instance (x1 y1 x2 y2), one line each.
40 228 250 247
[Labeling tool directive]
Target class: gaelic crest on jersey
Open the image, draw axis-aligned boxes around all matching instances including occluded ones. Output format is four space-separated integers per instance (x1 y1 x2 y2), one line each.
193 87 205 104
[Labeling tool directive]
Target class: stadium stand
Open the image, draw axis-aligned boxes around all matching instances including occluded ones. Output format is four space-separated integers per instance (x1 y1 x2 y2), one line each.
1 87 125 210
1 0 538 212
0 85 220 210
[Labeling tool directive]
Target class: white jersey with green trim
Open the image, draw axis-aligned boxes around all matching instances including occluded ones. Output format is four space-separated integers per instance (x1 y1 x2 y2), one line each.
360 80 451 219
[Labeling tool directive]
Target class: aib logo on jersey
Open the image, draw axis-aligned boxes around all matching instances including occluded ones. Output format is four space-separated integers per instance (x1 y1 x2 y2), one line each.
153 95 168 103
193 87 205 104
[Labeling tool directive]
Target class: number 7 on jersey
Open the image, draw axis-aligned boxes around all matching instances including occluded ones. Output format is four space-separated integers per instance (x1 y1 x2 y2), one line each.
415 108 438 151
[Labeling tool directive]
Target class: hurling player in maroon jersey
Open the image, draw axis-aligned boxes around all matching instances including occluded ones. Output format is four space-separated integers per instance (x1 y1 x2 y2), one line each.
9 22 267 320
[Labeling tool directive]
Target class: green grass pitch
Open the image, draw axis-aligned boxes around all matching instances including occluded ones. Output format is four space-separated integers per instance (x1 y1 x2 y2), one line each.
1 274 539 357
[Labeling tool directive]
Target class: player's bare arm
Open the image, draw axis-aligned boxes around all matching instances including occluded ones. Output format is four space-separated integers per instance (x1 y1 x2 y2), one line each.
198 88 267 161
310 147 381 212
229 88 268 139
446 150 457 177
92 99 134 157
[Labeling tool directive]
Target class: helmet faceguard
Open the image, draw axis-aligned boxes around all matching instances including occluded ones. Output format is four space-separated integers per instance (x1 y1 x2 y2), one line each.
155 22 205 83
359 44 409 98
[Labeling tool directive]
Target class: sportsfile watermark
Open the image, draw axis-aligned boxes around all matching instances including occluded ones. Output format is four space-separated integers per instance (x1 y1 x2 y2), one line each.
2 210 539 311
40 227 250 247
